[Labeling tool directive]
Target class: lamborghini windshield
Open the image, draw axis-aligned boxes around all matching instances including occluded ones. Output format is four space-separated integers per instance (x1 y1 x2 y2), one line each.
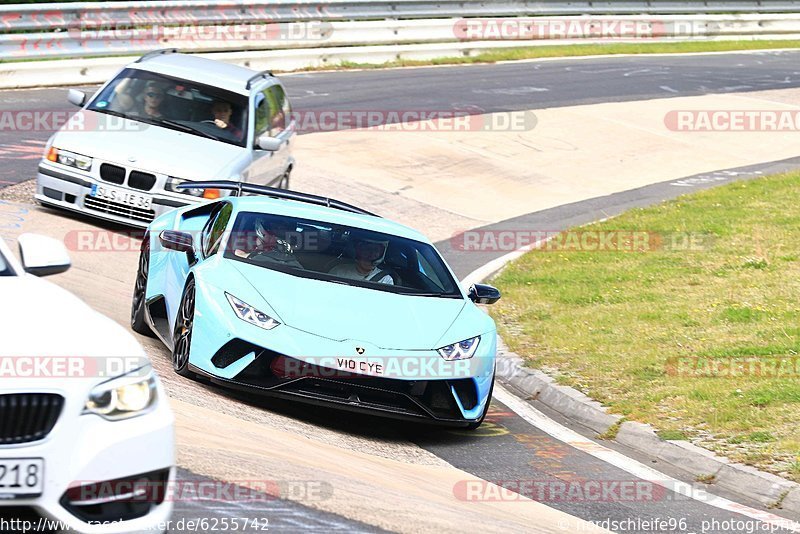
223 211 462 298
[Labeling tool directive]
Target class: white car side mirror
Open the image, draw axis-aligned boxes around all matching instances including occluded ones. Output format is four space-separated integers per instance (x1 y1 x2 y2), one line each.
18 233 71 277
67 89 86 107
256 135 283 151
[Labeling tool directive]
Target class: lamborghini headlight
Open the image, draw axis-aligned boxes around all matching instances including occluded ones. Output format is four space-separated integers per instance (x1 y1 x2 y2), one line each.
226 292 280 330
84 364 157 421
437 336 480 361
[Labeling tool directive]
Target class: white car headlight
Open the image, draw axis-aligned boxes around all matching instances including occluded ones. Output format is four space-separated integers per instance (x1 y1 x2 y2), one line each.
84 364 157 421
165 177 203 196
45 147 92 171
226 292 280 330
437 336 480 361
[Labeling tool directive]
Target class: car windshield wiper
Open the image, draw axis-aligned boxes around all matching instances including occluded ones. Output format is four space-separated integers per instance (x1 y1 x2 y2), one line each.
90 108 133 121
157 119 222 141
403 291 456 298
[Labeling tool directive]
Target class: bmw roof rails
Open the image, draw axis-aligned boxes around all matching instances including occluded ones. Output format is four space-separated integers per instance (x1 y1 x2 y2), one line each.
135 48 179 63
176 181 380 217
245 70 274 90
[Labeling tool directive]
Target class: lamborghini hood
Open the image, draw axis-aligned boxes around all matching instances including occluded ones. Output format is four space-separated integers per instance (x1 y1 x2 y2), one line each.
229 261 466 350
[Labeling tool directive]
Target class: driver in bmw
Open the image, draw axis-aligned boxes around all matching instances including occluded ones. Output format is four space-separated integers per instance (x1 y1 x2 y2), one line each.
210 100 243 140
234 218 302 269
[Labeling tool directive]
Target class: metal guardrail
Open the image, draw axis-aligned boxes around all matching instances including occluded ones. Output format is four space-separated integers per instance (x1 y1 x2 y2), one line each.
3 15 800 61
6 0 800 30
3 0 800 31
1 0 800 64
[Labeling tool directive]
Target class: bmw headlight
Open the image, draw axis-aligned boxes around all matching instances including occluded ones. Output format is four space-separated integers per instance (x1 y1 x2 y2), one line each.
165 177 203 197
226 293 280 330
45 147 92 171
84 364 157 421
437 336 480 361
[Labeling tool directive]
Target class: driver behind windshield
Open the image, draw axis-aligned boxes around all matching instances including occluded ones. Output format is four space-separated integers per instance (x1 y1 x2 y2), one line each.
233 218 302 269
210 100 243 140
329 238 395 285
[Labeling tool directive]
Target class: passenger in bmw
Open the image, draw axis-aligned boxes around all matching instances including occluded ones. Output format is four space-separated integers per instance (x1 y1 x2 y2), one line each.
233 218 302 269
108 79 168 119
138 81 167 119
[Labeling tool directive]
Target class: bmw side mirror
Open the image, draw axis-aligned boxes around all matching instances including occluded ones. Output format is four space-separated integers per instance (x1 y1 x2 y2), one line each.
18 233 71 277
159 230 196 264
468 284 501 305
67 89 86 107
256 134 283 151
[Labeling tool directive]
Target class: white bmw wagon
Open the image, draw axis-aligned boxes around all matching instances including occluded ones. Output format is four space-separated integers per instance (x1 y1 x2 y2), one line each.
36 50 295 228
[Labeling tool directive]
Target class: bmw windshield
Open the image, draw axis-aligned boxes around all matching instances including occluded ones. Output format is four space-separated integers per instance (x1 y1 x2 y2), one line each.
87 68 249 147
222 212 462 298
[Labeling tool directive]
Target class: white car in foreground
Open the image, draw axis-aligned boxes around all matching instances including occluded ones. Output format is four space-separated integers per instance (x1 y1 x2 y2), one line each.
0 234 174 533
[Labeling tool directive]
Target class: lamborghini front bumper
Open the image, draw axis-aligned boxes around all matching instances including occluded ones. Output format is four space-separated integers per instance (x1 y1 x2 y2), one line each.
192 341 495 426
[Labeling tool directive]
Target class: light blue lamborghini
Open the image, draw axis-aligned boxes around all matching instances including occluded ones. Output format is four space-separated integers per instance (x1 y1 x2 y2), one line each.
130 182 501 428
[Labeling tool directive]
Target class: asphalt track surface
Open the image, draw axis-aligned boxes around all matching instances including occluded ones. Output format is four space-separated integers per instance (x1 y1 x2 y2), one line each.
2 51 800 532
172 468 385 533
3 49 800 187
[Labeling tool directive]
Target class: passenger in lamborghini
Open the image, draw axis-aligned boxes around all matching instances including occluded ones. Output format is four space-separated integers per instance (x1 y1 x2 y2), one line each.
328 238 396 285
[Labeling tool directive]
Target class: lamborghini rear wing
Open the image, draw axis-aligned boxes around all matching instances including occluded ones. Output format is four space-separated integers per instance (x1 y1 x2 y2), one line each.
176 180 380 217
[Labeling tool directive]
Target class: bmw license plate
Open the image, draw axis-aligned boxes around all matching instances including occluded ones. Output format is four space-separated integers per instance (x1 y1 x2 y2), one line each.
0 458 44 499
90 184 152 210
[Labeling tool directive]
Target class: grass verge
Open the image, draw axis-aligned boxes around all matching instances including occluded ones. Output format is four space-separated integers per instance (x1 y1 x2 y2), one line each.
490 171 800 481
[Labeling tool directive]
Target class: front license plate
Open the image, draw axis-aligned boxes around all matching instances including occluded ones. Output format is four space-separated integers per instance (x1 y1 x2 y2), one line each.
90 184 152 210
0 458 44 499
334 358 385 375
